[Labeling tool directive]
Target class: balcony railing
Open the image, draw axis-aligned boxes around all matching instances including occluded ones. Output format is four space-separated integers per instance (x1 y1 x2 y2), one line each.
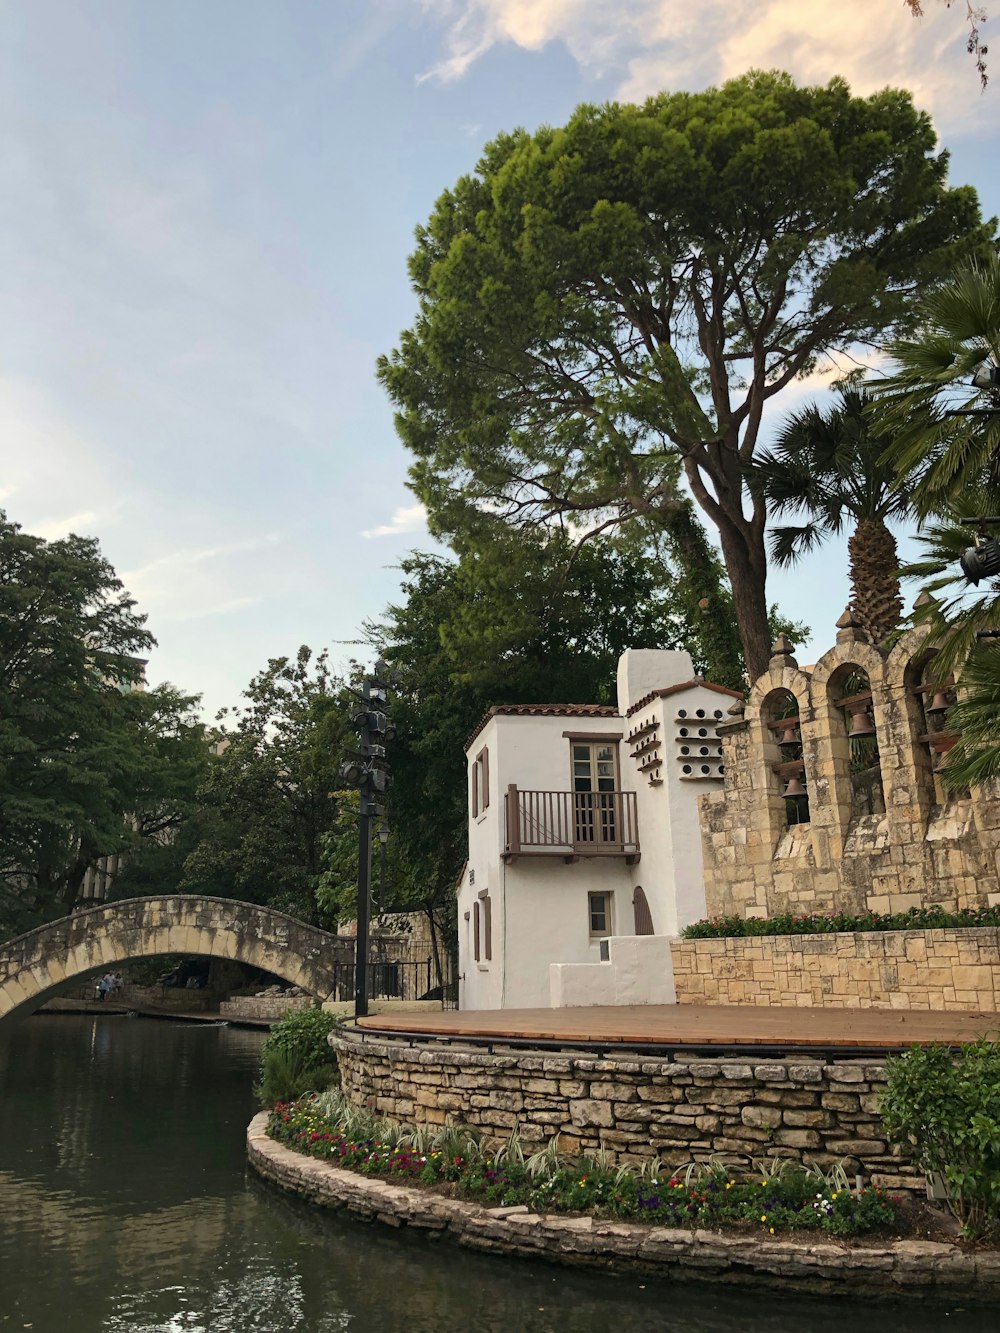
504 785 639 860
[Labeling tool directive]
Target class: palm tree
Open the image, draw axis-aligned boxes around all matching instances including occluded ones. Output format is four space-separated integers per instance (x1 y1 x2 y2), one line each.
870 255 1000 791
753 388 920 645
874 252 1000 518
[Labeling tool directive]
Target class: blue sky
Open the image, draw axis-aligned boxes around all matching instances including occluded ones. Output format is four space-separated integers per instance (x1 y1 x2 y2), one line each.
1 1 996 713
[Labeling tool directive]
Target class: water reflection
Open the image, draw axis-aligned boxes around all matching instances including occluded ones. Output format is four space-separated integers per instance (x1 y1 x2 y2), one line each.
0 1016 992 1333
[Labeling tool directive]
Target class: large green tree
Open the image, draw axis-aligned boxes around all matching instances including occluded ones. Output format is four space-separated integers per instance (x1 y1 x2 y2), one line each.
0 512 206 935
378 70 990 681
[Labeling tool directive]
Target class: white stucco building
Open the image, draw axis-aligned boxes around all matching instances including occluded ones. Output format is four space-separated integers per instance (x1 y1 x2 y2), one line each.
456 649 741 1010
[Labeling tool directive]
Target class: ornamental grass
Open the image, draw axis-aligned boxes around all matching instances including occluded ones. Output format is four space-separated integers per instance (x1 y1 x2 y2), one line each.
266 1095 898 1239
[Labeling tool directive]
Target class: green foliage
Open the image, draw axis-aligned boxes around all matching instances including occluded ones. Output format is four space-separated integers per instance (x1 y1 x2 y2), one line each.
254 1045 337 1110
682 905 1000 938
872 257 1000 786
0 511 207 936
260 1005 338 1068
874 254 1000 521
379 71 991 678
754 389 921 562
881 1040 1000 1237
255 1007 339 1109
268 1097 899 1237
181 647 352 925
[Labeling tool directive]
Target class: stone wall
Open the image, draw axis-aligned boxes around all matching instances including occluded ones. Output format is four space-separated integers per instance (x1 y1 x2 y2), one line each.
671 928 1000 1011
332 1028 920 1191
700 623 1000 921
219 994 314 1022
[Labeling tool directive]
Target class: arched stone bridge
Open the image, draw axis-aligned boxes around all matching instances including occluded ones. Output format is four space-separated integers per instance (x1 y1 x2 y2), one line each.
0 895 347 1026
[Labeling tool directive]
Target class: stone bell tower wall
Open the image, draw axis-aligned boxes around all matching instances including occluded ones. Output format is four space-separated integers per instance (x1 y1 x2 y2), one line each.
700 625 1000 922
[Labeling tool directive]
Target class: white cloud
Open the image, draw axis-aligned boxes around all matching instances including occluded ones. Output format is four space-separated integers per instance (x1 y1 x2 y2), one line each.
33 510 102 542
362 503 429 539
422 0 983 131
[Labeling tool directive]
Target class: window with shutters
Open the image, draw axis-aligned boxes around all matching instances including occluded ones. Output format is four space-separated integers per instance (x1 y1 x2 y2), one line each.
589 891 612 939
473 900 480 961
471 746 490 819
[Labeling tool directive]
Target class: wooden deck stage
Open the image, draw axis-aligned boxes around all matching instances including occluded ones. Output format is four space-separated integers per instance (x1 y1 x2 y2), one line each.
356 1004 1000 1053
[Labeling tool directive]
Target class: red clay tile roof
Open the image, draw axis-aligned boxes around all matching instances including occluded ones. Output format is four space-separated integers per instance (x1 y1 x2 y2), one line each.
625 679 745 718
464 703 620 752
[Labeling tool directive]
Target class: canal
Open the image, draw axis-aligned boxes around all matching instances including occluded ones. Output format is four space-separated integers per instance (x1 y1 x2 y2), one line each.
0 1015 991 1332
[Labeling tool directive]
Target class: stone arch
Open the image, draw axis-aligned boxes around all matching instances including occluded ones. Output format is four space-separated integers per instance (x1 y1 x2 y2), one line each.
746 662 814 844
809 641 888 851
889 629 967 810
0 895 344 1028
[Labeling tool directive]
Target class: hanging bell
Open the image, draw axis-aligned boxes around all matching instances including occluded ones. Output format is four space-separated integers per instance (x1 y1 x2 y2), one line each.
926 690 951 714
778 723 800 746
848 704 876 737
783 773 806 798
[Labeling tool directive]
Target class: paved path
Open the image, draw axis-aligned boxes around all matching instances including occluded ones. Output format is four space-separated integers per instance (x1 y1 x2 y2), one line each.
356 1003 1000 1051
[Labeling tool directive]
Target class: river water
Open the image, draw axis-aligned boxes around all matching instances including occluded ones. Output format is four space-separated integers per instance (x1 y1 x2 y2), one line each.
0 1014 991 1332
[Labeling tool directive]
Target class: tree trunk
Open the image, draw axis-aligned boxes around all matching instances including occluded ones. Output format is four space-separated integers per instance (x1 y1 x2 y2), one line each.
849 520 903 646
659 503 745 690
715 517 773 684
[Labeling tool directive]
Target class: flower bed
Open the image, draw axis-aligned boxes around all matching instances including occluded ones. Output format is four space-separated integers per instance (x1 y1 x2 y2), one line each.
267 1095 899 1239
681 905 1000 939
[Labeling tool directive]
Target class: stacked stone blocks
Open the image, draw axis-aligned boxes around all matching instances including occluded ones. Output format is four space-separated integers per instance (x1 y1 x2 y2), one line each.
700 625 1000 922
333 1029 921 1192
671 927 1000 1011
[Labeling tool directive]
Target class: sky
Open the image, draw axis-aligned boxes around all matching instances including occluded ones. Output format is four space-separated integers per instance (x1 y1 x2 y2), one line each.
0 0 997 713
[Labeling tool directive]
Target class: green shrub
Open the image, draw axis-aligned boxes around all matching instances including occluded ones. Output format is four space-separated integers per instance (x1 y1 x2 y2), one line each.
881 1039 1000 1238
254 1045 337 1108
682 905 1000 939
254 1006 339 1109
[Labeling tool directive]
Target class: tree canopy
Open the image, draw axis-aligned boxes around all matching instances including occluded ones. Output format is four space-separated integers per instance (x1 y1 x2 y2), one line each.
0 512 206 936
379 70 991 681
180 647 351 926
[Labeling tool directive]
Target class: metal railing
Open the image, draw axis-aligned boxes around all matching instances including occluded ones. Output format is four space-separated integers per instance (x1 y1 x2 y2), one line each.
331 958 457 1007
504 785 639 856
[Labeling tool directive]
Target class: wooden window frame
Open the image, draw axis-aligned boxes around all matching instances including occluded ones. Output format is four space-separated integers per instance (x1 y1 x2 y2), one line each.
589 891 612 939
472 747 490 818
478 889 492 961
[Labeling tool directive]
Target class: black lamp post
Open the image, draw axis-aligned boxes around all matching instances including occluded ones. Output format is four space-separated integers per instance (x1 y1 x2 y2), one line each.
339 660 395 1019
377 822 389 916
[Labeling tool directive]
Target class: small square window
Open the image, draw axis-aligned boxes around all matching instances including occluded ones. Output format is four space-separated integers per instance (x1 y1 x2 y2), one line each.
589 892 611 938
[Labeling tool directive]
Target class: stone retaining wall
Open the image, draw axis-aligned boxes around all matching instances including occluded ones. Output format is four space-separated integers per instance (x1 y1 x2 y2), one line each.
670 928 1000 1011
332 1027 919 1192
247 1113 1000 1300
219 994 313 1022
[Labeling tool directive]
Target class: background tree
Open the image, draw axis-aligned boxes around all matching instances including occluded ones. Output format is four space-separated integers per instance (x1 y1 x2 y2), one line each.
0 513 211 935
379 71 990 681
181 647 351 925
753 388 922 645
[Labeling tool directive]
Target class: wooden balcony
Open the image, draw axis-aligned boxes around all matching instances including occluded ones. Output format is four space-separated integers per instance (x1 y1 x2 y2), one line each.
503 785 640 862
